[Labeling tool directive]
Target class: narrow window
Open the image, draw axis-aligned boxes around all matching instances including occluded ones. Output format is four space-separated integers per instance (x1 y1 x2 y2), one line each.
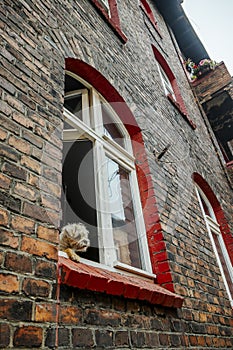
61 72 152 275
196 186 233 307
140 0 157 26
157 62 176 101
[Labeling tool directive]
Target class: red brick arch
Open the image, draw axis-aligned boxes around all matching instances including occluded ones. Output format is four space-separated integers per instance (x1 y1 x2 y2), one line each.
193 172 233 264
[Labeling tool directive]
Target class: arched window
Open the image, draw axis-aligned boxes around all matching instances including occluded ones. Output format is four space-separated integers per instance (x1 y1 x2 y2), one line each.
140 0 157 27
151 45 196 128
195 185 233 307
157 62 176 101
61 72 152 275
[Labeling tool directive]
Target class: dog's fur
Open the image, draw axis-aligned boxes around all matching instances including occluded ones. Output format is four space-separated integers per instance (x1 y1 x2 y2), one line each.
60 223 90 262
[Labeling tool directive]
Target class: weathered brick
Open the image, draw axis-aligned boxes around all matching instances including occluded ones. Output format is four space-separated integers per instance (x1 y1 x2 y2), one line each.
37 225 59 244
0 208 10 226
0 173 11 190
95 330 113 347
35 303 57 323
0 191 21 213
0 273 19 293
35 259 57 279
0 299 32 321
59 305 82 324
72 328 94 348
21 235 58 260
8 135 31 155
84 309 121 327
0 143 19 161
0 229 19 248
0 100 13 116
13 182 37 201
0 251 4 266
115 331 129 347
12 112 34 130
41 193 60 211
46 327 70 348
4 93 25 113
159 333 170 346
21 155 41 174
28 173 40 188
13 326 43 348
2 162 27 180
0 128 8 141
11 214 35 234
5 252 32 273
0 76 16 95
22 278 51 297
0 323 10 348
22 129 43 148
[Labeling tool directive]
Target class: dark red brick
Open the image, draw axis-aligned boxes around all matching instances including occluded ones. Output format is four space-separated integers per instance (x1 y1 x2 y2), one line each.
0 323 10 347
13 326 43 348
72 328 94 347
5 252 32 273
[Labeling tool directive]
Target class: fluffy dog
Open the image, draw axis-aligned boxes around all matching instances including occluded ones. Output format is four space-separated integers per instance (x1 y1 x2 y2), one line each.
60 223 90 262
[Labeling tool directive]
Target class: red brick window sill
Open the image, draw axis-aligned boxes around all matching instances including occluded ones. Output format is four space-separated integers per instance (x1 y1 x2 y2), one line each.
59 256 183 308
90 0 127 43
226 160 233 168
167 94 196 130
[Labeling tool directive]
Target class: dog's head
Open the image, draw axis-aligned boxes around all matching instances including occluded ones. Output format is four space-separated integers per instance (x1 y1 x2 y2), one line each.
60 223 90 252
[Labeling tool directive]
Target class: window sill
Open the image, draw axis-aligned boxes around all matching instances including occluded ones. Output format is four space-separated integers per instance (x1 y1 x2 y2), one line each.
167 94 196 130
59 256 184 308
90 0 127 44
226 160 233 168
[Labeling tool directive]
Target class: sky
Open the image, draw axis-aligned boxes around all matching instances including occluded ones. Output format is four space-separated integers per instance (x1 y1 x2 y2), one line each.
182 0 233 76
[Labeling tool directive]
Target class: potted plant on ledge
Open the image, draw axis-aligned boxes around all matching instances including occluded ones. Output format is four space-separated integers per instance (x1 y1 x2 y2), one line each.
185 58 217 81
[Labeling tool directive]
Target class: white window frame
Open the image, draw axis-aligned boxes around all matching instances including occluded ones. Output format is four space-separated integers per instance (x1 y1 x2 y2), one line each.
99 0 110 15
157 62 176 101
195 185 233 307
62 72 153 277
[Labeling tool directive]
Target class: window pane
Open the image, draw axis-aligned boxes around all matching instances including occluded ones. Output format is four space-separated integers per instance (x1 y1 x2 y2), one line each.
212 231 233 295
106 157 142 269
64 94 82 121
102 104 125 148
61 139 99 262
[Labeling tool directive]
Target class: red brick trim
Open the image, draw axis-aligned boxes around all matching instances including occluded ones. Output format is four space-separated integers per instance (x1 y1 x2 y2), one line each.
132 131 175 292
193 172 233 265
226 160 233 168
140 0 162 38
59 256 183 308
66 59 140 136
90 0 127 43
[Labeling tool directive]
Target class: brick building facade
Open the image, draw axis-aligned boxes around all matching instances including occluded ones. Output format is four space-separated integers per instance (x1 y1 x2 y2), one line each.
0 0 232 349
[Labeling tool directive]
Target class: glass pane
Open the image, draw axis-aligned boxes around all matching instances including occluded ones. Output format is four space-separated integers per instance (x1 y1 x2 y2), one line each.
64 94 82 121
106 157 141 269
63 119 75 130
212 231 233 295
102 104 125 148
61 139 99 262
200 193 211 217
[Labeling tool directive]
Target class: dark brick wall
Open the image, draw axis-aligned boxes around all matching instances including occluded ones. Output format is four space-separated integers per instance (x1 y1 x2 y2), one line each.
0 0 233 348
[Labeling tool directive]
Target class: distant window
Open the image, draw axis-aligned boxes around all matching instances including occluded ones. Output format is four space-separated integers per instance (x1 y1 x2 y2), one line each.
90 0 127 42
157 62 176 101
61 72 152 275
140 0 156 26
99 0 110 14
196 185 233 307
